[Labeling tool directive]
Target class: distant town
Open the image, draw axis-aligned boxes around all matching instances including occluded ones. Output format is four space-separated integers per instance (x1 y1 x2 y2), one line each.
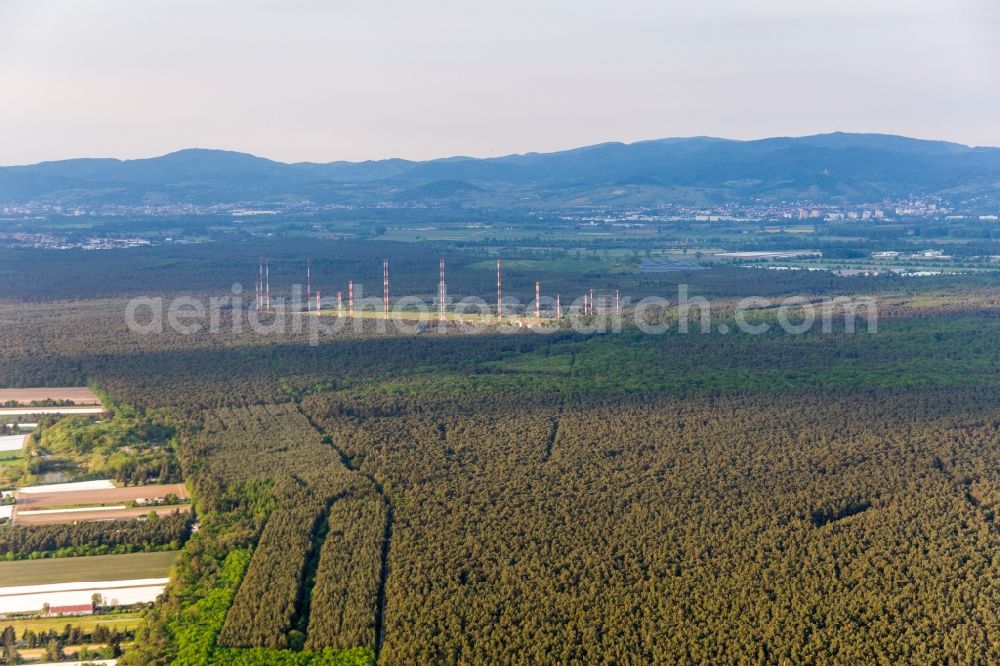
1 196 998 252
3 197 998 223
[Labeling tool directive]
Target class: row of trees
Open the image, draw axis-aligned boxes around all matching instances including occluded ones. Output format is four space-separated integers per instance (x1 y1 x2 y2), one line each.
13 622 131 649
0 510 193 559
1 623 126 665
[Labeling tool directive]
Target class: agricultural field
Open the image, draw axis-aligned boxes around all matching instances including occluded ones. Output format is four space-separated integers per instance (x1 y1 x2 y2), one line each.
13 505 190 526
0 453 24 491
18 647 122 664
0 387 101 405
0 578 169 615
1 612 135 666
5 479 189 525
0 552 177 615
0 451 23 470
0 434 27 452
0 551 180 586
0 387 106 428
0 406 105 417
14 482 188 511
16 480 118 494
0 610 142 636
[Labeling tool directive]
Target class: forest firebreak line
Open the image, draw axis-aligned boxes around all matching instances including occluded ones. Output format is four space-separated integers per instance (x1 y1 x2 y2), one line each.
290 490 349 646
297 404 395 663
544 413 561 461
374 504 394 658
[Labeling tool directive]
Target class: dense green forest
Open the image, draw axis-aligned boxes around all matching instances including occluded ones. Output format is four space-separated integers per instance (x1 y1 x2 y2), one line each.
2 242 999 663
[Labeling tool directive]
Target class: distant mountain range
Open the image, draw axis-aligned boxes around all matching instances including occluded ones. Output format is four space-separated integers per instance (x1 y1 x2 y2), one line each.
2 133 999 208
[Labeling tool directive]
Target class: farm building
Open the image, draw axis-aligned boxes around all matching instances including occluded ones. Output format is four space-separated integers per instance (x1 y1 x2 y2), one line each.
42 602 94 617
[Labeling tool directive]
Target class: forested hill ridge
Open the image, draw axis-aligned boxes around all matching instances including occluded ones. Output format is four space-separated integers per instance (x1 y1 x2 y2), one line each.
3 132 999 208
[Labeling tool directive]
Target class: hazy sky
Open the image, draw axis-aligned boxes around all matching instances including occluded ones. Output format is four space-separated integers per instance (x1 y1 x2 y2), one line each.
1 0 998 165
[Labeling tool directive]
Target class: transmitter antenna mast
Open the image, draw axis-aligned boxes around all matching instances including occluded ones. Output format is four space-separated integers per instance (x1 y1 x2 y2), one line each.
439 258 447 322
383 259 390 319
497 258 502 319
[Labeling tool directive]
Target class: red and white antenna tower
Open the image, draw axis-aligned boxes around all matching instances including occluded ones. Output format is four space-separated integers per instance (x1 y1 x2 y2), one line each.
256 257 271 312
348 280 354 316
438 258 447 322
264 258 270 312
589 288 595 316
497 257 503 319
306 259 312 312
383 258 389 319
256 257 263 310
535 281 540 319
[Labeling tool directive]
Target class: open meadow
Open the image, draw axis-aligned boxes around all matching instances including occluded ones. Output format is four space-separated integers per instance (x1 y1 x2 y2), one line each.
0 551 179 586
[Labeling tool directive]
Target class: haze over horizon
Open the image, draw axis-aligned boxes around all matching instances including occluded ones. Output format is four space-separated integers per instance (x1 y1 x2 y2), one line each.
3 131 999 169
2 0 998 165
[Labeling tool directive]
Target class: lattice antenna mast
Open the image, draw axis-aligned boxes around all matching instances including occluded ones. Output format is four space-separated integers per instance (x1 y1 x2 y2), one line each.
535 281 540 320
438 258 447 322
497 257 502 319
383 258 390 319
337 291 343 315
264 257 270 312
556 293 561 319
616 289 621 316
256 257 263 310
348 280 354 316
306 259 312 312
